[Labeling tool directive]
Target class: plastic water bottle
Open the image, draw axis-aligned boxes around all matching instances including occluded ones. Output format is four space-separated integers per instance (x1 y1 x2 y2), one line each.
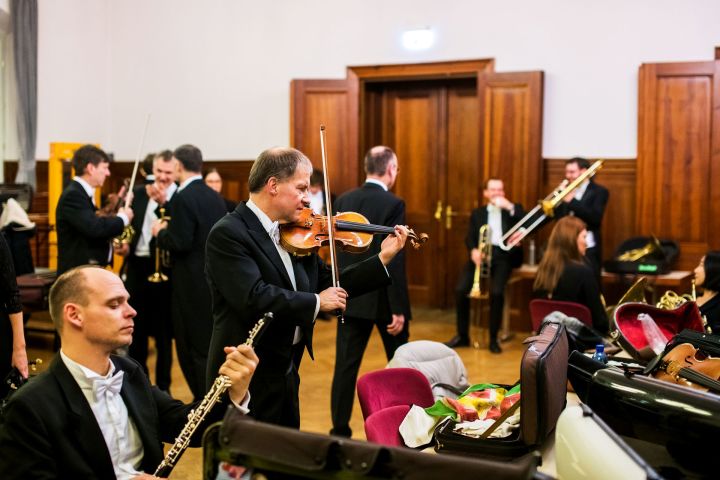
592 344 608 364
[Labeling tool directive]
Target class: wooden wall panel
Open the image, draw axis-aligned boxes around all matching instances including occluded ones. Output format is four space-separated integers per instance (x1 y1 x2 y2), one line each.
478 71 544 216
290 79 359 195
637 61 720 270
543 159 636 262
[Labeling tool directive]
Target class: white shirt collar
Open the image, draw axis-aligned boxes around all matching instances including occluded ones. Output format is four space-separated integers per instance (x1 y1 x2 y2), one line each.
60 350 115 387
574 180 590 200
246 198 277 236
365 178 388 191
73 176 96 199
177 174 202 192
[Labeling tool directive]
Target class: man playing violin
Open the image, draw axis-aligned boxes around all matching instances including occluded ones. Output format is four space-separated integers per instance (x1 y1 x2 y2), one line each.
329 146 410 437
56 144 134 275
205 147 409 429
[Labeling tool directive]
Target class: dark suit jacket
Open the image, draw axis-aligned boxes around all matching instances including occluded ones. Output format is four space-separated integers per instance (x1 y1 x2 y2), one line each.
56 180 125 274
205 202 391 382
554 181 609 256
157 179 226 340
334 182 410 320
466 204 525 268
534 262 608 334
0 355 223 479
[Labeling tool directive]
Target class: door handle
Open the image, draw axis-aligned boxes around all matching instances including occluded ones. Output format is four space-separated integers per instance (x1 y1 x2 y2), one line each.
434 201 443 222
445 205 458 230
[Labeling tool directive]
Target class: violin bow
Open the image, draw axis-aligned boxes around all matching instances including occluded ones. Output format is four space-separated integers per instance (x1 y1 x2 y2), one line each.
126 113 152 205
319 125 344 324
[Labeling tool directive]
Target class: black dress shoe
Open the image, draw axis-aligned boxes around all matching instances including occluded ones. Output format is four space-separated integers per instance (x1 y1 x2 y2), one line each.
489 340 502 354
444 335 470 348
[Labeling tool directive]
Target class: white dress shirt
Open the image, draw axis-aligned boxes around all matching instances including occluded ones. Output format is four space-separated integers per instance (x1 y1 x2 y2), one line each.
135 183 177 257
246 199 320 342
60 351 143 480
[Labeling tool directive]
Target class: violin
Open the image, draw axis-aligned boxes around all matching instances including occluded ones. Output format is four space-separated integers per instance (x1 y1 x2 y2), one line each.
279 207 429 257
653 342 720 393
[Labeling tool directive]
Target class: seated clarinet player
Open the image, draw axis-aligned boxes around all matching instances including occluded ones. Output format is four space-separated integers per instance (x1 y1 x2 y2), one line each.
0 265 258 480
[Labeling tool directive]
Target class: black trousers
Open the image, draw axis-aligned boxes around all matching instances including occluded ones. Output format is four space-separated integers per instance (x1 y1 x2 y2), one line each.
585 246 602 291
125 256 173 391
330 314 409 436
455 248 513 342
248 343 305 429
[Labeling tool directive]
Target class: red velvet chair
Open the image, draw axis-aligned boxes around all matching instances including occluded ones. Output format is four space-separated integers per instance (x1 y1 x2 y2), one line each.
364 405 411 446
356 368 435 420
529 298 592 332
357 368 435 447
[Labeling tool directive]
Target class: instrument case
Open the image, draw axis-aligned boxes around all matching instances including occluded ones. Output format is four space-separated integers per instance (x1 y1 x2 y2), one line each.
611 301 705 361
584 366 720 477
202 409 540 480
604 236 678 275
434 322 568 460
555 404 662 480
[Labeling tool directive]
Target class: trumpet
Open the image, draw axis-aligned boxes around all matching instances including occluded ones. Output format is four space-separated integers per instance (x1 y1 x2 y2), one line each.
468 224 492 299
499 160 604 251
148 207 171 283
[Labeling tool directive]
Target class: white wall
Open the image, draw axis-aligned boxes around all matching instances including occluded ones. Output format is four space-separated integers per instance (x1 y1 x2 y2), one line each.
33 0 720 161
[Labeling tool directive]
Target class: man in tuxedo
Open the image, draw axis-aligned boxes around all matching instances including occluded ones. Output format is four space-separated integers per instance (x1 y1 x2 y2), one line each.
205 147 409 429
56 144 134 275
555 157 609 284
152 145 227 400
445 178 524 353
329 146 410 437
123 150 176 393
0 265 257 479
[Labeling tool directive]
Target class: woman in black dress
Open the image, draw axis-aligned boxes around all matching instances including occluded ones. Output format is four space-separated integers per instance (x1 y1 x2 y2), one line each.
0 233 27 398
533 216 608 334
694 251 720 334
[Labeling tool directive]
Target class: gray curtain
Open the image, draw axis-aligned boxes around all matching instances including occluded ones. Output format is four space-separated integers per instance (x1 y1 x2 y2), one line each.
11 0 38 190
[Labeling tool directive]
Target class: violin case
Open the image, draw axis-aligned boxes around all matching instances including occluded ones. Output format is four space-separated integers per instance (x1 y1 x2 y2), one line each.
603 236 678 275
611 301 705 361
202 409 540 480
434 322 568 461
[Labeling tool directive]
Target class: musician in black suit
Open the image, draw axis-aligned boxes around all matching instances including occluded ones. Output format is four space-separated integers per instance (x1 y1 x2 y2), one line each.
329 146 410 437
554 157 609 284
205 147 409 429
122 150 176 393
0 266 257 479
56 144 134 275
152 145 227 401
445 178 524 353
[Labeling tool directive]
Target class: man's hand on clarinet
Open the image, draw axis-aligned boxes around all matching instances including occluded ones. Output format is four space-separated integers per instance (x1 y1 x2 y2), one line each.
219 344 259 405
379 225 409 265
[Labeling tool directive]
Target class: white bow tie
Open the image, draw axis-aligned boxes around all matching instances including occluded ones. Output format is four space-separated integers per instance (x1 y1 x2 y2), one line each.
93 371 124 402
269 222 280 245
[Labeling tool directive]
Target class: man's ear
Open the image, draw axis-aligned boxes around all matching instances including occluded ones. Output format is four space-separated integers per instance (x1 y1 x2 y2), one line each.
267 177 278 195
64 303 83 329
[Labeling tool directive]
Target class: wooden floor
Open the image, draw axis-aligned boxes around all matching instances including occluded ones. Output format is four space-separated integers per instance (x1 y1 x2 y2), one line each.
26 307 529 479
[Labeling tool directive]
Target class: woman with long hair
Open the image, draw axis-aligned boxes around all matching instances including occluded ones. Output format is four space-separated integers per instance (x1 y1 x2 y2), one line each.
694 251 720 334
533 216 608 333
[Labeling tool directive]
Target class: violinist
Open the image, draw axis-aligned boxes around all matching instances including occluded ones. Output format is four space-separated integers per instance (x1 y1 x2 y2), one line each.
330 146 410 438
205 147 409 429
56 145 134 275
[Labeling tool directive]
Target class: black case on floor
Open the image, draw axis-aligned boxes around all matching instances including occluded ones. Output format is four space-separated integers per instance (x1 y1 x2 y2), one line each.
434 322 568 460
202 409 540 480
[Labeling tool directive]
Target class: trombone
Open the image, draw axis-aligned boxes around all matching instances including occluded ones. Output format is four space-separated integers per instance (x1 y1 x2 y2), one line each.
498 160 604 251
148 207 171 283
468 224 492 299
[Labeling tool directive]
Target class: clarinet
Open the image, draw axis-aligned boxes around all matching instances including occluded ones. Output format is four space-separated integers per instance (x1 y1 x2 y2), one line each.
154 312 272 478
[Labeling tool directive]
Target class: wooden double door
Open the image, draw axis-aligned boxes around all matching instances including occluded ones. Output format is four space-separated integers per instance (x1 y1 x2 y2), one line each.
291 60 543 308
